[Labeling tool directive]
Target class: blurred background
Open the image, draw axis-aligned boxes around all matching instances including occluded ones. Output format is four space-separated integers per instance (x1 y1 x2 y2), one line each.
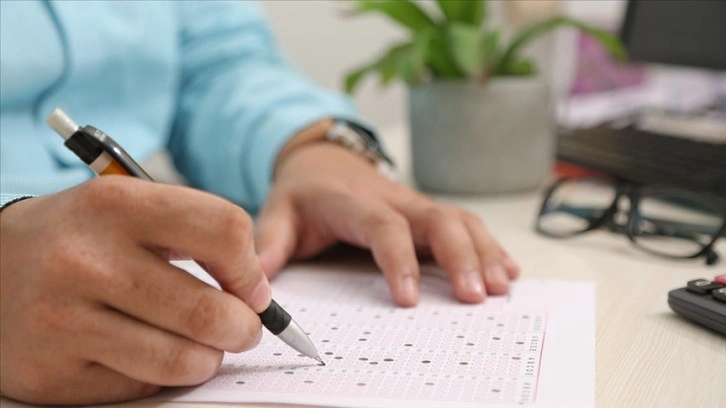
261 0 725 200
261 0 626 127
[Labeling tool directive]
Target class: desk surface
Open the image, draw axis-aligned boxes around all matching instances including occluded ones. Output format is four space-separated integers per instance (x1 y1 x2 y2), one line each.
3 124 724 408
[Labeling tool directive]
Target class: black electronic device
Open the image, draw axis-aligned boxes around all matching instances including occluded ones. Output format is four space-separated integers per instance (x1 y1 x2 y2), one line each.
557 127 726 198
621 0 726 70
557 1 726 196
668 276 726 336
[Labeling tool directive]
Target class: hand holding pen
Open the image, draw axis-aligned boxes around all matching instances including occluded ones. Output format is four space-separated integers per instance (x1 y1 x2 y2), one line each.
46 109 322 364
0 109 320 406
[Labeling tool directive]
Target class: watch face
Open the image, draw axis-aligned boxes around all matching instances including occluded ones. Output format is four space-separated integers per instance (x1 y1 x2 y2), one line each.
330 121 394 166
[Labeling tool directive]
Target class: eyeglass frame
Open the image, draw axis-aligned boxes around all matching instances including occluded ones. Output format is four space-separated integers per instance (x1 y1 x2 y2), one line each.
535 177 726 265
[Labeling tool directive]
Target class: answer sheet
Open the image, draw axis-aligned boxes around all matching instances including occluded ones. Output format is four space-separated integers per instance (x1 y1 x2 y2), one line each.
164 263 595 408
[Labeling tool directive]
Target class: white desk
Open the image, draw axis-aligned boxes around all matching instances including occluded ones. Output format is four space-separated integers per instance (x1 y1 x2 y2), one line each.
3 124 724 407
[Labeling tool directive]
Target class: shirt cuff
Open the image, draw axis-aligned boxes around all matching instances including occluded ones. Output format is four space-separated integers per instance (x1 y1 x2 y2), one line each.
0 194 35 212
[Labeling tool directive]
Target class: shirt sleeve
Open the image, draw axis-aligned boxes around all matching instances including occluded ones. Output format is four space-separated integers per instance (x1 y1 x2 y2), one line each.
168 1 361 212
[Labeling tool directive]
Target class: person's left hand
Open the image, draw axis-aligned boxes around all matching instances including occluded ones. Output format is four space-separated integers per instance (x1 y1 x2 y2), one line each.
254 131 519 307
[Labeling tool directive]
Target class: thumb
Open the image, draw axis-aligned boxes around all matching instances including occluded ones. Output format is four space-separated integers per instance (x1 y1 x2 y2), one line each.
255 198 298 279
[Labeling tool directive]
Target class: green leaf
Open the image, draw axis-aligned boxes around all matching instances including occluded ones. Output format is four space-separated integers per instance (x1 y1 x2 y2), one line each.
343 32 432 94
496 16 627 76
448 23 484 77
448 24 501 79
344 65 370 94
436 0 487 26
479 29 501 77
353 0 436 32
427 29 466 78
399 30 432 83
507 58 536 76
480 29 500 63
344 47 403 94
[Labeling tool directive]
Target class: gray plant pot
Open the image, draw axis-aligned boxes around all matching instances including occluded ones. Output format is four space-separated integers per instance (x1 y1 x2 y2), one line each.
409 77 554 194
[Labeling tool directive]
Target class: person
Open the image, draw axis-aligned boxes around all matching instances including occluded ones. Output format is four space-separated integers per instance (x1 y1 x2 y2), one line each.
0 1 519 405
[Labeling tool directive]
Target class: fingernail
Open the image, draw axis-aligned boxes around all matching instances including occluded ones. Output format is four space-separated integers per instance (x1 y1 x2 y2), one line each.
487 264 510 288
249 281 272 313
400 276 419 306
503 258 520 278
464 270 484 295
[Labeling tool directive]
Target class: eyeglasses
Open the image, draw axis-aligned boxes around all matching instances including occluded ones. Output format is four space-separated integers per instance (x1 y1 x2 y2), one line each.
535 177 726 265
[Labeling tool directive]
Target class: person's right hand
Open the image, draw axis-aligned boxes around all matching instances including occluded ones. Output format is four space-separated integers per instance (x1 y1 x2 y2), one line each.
0 177 269 405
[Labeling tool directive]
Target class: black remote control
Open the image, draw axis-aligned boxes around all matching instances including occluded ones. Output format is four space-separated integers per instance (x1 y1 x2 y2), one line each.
668 275 726 336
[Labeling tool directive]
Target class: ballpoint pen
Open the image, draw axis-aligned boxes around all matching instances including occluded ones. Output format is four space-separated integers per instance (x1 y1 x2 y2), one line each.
46 108 324 365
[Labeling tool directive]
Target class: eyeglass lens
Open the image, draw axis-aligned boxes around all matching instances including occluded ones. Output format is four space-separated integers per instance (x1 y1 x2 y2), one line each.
632 193 724 258
538 178 617 236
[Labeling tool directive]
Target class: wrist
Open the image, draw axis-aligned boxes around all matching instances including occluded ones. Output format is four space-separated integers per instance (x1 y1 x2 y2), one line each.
273 119 397 181
273 119 334 179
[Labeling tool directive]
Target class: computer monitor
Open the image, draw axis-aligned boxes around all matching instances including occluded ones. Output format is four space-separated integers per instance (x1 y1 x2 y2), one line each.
620 0 726 71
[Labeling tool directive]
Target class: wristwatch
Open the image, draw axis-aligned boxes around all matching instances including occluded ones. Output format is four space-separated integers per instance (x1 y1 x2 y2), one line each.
326 120 397 180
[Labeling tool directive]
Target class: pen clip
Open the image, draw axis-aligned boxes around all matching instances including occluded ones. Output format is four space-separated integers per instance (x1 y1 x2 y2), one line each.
82 126 154 181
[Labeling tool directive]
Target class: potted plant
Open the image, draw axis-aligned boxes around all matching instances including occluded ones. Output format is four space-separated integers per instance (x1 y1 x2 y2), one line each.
344 0 626 194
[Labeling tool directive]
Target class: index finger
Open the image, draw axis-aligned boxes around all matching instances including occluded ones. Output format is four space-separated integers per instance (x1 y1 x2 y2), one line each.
321 195 420 307
90 177 271 312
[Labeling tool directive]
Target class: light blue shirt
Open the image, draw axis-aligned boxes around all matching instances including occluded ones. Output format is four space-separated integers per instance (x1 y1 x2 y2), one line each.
0 0 360 212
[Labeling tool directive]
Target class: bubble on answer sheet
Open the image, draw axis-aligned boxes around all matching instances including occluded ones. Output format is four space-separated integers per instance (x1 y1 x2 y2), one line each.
357 383 366 386
236 381 245 385
359 357 368 361
324 352 333 355
273 353 281 356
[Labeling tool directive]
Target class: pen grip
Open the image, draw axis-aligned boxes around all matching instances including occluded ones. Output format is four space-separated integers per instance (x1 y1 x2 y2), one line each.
258 299 291 335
